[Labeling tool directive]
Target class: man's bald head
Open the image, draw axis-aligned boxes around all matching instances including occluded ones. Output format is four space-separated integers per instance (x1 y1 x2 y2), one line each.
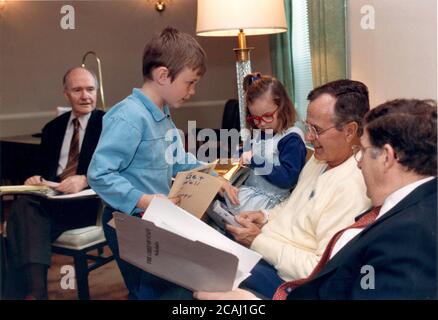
63 67 98 90
63 67 98 117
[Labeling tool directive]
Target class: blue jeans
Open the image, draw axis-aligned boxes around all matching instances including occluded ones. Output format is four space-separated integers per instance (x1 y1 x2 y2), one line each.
241 259 284 299
102 207 192 300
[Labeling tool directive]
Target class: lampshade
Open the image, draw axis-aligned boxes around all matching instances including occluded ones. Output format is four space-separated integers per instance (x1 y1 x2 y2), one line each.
196 0 287 37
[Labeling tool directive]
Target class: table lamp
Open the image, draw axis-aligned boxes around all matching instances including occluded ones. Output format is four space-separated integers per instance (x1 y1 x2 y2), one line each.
196 0 287 140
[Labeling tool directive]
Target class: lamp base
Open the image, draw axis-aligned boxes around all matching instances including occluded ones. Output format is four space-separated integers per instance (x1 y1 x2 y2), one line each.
236 60 252 142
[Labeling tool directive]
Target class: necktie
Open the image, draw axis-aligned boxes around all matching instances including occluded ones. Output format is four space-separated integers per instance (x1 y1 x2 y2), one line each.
59 118 80 181
273 206 381 300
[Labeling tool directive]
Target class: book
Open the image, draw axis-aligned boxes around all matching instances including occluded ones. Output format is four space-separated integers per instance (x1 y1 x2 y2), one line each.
113 197 261 292
214 160 251 187
0 184 97 200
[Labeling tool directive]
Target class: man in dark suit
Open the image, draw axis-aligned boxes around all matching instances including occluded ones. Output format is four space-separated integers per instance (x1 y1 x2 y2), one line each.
194 98 437 300
5 67 105 300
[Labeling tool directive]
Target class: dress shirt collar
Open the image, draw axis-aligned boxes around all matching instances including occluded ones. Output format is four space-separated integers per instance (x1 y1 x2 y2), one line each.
132 88 171 122
378 176 435 219
68 111 92 130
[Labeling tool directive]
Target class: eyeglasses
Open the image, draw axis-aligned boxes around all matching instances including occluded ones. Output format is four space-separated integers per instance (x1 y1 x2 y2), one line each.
302 120 339 139
352 145 376 162
246 107 279 125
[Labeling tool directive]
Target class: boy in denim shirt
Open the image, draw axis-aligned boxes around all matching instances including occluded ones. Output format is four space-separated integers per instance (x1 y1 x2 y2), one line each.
88 27 237 299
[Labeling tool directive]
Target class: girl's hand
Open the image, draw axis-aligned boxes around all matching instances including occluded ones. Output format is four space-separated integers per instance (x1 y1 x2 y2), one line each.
218 178 240 205
240 150 253 165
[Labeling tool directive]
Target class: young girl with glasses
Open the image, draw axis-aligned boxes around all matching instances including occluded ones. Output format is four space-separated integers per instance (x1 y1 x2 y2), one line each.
224 72 307 213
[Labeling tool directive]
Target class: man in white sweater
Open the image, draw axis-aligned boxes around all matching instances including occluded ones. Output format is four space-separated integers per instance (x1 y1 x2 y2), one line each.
225 79 372 298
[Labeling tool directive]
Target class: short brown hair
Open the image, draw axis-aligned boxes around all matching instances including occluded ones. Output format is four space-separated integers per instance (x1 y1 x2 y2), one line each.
307 79 370 136
364 99 437 176
243 72 296 133
142 27 207 81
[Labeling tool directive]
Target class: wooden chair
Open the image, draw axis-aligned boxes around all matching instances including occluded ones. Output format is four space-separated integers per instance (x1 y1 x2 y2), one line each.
51 198 114 300
0 193 114 300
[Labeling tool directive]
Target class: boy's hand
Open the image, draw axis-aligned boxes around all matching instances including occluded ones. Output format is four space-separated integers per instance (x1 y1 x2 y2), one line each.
168 196 181 206
136 194 167 210
218 179 239 205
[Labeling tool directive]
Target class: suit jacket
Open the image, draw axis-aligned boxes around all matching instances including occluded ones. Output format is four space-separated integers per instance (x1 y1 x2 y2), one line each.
288 178 437 300
38 109 105 181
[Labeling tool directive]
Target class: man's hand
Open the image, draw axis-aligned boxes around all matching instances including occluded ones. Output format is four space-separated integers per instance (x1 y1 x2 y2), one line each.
225 215 262 247
55 175 88 194
24 175 44 186
218 178 240 206
194 288 258 300
239 211 266 228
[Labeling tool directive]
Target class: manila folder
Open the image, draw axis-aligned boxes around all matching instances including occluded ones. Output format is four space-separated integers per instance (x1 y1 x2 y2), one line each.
113 212 239 292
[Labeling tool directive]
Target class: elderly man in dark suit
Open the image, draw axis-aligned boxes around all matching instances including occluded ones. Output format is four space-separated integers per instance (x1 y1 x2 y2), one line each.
195 98 437 300
5 67 105 300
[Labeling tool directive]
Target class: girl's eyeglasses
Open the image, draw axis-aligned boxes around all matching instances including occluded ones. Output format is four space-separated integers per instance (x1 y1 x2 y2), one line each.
246 107 279 125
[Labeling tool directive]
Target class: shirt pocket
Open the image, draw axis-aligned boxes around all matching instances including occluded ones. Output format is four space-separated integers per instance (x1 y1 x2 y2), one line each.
130 137 169 169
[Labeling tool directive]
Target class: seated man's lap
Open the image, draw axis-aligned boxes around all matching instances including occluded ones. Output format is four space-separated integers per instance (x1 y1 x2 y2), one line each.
240 259 284 299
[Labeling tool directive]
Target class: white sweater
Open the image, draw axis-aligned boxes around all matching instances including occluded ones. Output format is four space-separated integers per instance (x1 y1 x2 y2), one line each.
251 155 371 281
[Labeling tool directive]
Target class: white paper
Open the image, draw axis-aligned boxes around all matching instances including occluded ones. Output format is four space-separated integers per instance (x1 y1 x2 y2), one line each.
143 197 262 289
47 188 96 199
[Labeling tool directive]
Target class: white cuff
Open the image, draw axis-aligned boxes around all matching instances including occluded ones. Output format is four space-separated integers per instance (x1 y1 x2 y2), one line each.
260 209 270 224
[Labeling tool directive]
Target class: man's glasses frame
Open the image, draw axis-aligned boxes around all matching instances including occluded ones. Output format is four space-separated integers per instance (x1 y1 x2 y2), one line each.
352 145 378 162
302 120 342 139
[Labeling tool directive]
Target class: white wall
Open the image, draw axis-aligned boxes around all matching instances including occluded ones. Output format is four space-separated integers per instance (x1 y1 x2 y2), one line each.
0 0 272 137
347 0 437 108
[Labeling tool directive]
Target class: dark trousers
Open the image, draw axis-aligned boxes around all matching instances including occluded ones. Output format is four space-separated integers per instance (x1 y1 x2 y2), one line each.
240 259 284 299
102 207 144 299
5 195 99 298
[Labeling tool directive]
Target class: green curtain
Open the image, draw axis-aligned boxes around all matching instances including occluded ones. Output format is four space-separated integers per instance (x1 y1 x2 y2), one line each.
269 0 294 103
308 0 347 87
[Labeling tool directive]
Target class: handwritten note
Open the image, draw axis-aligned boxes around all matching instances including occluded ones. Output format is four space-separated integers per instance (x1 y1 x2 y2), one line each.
168 171 223 219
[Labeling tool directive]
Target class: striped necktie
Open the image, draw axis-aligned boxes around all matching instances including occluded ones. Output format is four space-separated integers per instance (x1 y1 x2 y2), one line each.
59 118 80 181
273 206 381 300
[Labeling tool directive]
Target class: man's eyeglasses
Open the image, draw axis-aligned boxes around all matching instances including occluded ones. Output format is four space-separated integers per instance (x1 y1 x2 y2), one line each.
246 107 279 125
352 145 376 162
302 120 339 139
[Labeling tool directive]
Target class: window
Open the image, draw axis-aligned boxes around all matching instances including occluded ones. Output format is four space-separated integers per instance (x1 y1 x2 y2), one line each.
291 0 313 121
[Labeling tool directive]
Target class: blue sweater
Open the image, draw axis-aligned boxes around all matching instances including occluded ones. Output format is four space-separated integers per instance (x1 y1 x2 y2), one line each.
250 132 306 189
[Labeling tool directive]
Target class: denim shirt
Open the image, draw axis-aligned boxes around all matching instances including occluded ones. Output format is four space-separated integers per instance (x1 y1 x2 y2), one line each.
87 88 202 215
